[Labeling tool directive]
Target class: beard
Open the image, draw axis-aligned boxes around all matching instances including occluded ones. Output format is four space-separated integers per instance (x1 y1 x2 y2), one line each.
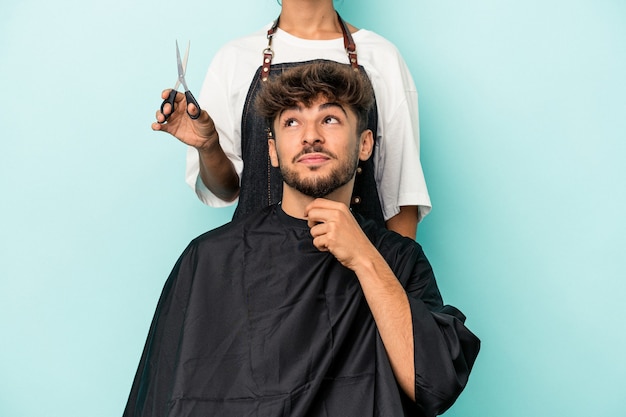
279 143 360 199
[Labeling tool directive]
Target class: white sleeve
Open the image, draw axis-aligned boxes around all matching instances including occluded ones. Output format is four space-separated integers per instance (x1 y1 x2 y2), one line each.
371 49 432 222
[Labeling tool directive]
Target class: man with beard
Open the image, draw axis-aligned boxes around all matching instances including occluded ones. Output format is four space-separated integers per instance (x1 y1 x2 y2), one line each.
124 61 480 417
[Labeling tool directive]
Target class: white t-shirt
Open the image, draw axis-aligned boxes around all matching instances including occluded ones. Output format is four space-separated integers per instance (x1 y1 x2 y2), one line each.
187 23 431 221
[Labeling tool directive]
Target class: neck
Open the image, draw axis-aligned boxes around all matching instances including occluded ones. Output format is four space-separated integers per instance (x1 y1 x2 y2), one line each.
280 182 354 220
278 0 353 39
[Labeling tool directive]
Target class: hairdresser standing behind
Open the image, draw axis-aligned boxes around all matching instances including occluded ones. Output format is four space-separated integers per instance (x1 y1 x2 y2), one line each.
154 0 431 239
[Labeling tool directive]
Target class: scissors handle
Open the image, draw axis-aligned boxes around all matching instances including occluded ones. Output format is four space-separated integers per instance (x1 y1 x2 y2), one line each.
185 90 201 120
159 89 201 121
160 89 177 121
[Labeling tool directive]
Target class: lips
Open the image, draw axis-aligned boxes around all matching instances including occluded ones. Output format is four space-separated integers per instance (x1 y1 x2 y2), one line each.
297 153 331 164
293 144 337 165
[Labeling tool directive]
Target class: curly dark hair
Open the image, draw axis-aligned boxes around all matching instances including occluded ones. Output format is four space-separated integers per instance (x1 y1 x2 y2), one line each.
255 60 375 134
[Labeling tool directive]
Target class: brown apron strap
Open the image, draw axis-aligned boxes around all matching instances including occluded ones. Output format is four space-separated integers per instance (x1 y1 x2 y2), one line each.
336 12 359 69
261 18 279 81
262 11 358 81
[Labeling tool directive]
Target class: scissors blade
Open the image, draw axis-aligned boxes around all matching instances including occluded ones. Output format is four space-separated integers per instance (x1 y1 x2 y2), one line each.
176 40 191 91
182 41 190 72
176 41 185 77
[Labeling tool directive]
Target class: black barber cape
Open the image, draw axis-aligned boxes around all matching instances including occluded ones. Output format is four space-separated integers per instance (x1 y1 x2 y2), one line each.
123 205 480 417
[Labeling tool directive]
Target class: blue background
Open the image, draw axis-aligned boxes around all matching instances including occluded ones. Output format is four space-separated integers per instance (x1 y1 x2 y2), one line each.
1 1 624 416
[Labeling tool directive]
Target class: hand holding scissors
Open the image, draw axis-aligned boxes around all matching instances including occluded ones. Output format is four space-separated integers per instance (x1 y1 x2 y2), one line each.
161 40 201 120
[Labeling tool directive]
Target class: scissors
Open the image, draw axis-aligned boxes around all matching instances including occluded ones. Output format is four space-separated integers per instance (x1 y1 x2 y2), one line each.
161 40 201 120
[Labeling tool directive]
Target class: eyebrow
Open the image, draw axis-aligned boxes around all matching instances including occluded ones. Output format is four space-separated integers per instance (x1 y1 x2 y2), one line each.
278 102 348 118
318 102 348 117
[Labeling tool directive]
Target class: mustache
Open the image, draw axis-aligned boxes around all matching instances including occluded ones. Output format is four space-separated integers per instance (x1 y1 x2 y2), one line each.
292 144 338 163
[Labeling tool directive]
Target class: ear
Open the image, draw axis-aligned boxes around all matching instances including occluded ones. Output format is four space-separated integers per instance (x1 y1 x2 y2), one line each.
358 129 374 161
268 136 279 168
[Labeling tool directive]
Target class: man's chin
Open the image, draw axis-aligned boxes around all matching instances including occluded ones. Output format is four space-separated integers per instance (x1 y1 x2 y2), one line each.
282 163 356 199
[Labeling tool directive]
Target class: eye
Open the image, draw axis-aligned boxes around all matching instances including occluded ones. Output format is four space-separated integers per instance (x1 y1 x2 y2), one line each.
323 115 340 124
283 118 299 127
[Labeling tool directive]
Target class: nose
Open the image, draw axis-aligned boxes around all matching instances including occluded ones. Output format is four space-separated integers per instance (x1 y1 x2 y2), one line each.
302 124 324 146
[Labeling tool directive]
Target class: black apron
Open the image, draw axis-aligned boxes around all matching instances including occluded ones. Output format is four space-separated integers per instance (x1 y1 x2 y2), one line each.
233 12 385 227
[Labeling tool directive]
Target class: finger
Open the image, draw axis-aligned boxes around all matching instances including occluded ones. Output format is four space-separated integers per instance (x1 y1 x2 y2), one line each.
307 215 327 230
307 217 321 229
306 206 338 227
187 102 200 118
159 102 173 119
304 198 332 215
152 120 172 133
305 198 348 220
155 108 168 124
305 204 328 221
309 221 329 238
312 236 330 252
